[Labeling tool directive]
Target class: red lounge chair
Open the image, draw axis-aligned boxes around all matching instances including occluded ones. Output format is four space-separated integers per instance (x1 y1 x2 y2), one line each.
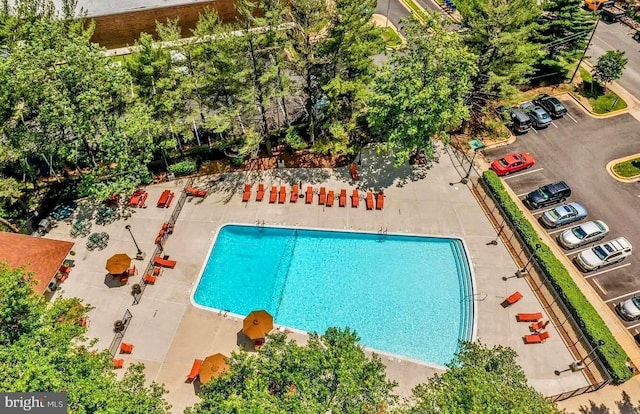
255 339 265 349
144 274 157 284
120 275 128 285
352 189 359 208
318 187 326 205
242 184 251 202
305 186 313 204
59 265 71 275
350 163 359 180
127 265 137 276
154 256 177 268
530 320 549 332
269 186 277 203
165 192 175 208
517 312 543 322
120 342 134 354
138 192 148 207
112 358 124 369
186 359 203 381
326 191 335 207
505 291 523 306
157 190 171 207
376 192 384 210
365 192 374 210
523 331 550 344
186 187 206 197
339 189 347 207
291 184 299 202
256 184 265 201
279 186 286 204
152 267 161 276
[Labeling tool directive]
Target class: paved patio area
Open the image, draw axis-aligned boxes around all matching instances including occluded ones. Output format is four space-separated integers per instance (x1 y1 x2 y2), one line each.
47 146 589 412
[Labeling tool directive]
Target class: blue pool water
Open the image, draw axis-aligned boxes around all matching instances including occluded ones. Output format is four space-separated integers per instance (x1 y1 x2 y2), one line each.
193 225 474 366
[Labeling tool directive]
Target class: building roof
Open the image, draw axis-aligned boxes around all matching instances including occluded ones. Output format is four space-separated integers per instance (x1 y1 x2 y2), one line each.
8 0 214 17
0 233 74 294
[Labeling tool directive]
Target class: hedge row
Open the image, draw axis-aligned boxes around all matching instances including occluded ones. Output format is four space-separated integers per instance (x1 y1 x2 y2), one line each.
482 170 631 384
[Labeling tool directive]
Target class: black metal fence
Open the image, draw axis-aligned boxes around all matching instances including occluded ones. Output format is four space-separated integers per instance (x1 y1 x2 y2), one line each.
108 308 133 356
132 178 192 305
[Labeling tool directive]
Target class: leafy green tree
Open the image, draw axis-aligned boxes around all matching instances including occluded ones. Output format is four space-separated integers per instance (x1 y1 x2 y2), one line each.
186 328 398 413
537 0 596 79
593 50 628 93
403 341 562 413
456 0 543 100
367 15 477 165
0 262 172 412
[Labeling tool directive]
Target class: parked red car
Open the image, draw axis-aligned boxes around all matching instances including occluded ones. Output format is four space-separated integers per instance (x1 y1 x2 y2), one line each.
490 152 535 176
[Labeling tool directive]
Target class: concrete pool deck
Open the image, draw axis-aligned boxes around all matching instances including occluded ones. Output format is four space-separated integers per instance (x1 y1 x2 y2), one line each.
47 146 589 412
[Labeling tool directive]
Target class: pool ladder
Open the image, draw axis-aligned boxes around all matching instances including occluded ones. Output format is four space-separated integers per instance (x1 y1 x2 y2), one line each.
256 220 265 229
377 227 387 240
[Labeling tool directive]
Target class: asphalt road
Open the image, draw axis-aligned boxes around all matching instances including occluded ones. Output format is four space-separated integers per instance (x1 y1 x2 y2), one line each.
375 0 443 32
588 20 640 100
483 99 640 330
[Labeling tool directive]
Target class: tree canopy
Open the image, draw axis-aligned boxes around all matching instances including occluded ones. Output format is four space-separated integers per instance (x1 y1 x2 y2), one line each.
0 262 172 413
185 327 398 414
593 50 628 91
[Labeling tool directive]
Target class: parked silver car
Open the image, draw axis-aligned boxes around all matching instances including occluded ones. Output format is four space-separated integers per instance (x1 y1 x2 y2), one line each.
558 220 609 249
540 203 587 228
617 296 640 321
519 102 552 128
575 237 632 272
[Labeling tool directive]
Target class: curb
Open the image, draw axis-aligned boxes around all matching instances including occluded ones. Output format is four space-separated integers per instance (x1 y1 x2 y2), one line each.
606 155 640 183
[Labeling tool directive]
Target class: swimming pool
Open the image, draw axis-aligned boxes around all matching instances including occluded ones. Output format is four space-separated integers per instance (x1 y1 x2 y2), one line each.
193 224 475 366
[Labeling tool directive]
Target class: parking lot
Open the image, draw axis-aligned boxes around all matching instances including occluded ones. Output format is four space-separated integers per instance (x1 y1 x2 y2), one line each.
483 98 640 336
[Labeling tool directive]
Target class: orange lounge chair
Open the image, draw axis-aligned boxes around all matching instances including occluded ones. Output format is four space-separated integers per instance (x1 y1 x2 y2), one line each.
326 191 335 207
305 186 313 204
339 189 347 207
365 192 374 210
352 189 359 208
157 190 171 207
152 266 161 276
154 256 176 268
186 359 203 381
505 291 523 306
350 163 359 180
120 342 134 354
242 184 251 202
269 186 277 203
278 186 286 204
256 184 265 201
523 331 550 344
186 187 206 197
127 265 137 277
318 187 326 205
376 192 384 210
517 312 543 322
144 274 157 284
290 184 299 203
530 320 549 332
165 192 175 208
120 275 128 285
112 358 124 369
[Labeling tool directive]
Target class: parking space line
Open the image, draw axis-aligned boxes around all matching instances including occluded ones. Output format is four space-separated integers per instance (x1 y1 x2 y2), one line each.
516 192 529 198
566 113 578 123
531 128 538 134
547 228 565 235
605 288 640 303
502 168 544 180
584 263 631 279
550 122 558 129
564 245 598 257
592 279 607 296
626 321 640 330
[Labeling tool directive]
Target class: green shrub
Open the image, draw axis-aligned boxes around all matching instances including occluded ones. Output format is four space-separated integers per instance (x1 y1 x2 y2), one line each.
168 160 197 176
482 170 631 384
231 157 244 167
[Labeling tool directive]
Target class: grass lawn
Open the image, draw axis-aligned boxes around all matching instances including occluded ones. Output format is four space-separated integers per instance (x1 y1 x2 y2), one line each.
381 27 402 48
578 67 627 114
401 0 427 22
612 158 640 178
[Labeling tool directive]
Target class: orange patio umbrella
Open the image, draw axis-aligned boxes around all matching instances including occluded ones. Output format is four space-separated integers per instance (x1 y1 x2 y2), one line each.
199 353 229 384
105 253 131 275
242 310 274 340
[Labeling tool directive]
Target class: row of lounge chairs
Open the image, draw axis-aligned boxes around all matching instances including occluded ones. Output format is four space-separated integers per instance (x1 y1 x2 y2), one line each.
505 291 552 344
242 184 384 210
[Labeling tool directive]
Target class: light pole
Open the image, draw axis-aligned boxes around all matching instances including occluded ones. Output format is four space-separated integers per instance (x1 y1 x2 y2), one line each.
556 339 605 375
450 139 485 186
569 12 599 84
385 0 391 28
504 243 542 280
125 225 143 259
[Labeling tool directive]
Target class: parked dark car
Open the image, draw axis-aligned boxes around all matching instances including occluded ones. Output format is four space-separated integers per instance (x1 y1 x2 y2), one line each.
496 105 532 134
533 94 567 118
524 181 571 209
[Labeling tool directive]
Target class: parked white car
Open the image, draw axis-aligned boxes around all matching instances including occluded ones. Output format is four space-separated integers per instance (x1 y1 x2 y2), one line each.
617 296 640 321
558 220 609 249
575 237 632 272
